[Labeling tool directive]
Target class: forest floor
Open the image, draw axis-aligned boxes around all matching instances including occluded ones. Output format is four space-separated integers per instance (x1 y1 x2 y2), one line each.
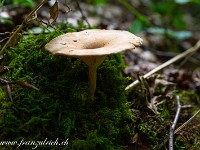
0 1 200 150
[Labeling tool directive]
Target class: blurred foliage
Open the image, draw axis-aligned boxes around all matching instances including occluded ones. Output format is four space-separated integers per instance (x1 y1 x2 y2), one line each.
0 16 13 24
0 0 5 8
82 0 199 41
147 27 192 40
77 0 200 54
84 0 108 6
3 0 35 7
12 0 35 7
118 0 200 52
175 0 200 4
128 0 196 34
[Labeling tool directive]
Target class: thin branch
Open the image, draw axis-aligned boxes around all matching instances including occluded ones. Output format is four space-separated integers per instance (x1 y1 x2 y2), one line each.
169 96 181 150
169 96 195 150
154 99 195 150
0 37 9 43
125 40 200 90
172 97 182 129
75 0 91 27
0 32 11 35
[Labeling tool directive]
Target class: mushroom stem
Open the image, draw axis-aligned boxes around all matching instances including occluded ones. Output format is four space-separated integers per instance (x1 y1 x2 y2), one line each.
88 65 97 101
81 56 106 101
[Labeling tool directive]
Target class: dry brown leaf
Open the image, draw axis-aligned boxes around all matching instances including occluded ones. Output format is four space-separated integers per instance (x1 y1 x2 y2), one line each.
48 0 59 25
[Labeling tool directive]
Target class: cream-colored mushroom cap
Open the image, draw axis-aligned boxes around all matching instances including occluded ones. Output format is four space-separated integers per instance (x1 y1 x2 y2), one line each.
45 29 143 56
45 29 143 101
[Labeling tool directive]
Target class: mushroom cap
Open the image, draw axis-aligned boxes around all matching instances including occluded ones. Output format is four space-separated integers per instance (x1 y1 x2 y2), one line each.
45 29 142 57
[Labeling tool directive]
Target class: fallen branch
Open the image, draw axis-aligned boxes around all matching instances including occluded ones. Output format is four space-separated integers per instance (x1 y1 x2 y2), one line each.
169 96 181 150
155 103 199 150
169 96 192 150
125 40 200 90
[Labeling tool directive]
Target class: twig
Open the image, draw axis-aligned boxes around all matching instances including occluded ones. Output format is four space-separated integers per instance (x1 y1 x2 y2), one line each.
169 96 194 150
0 32 11 35
0 37 9 43
125 40 200 90
154 101 196 150
75 0 91 27
169 96 181 150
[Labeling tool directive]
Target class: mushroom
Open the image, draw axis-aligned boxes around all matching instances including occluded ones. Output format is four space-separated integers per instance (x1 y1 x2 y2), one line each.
45 29 142 101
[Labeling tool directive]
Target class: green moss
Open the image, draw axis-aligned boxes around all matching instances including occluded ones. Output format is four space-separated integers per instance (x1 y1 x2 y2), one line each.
0 25 134 150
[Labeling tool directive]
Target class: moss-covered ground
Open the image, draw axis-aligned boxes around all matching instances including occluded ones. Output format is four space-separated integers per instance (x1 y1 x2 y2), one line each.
0 24 134 150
